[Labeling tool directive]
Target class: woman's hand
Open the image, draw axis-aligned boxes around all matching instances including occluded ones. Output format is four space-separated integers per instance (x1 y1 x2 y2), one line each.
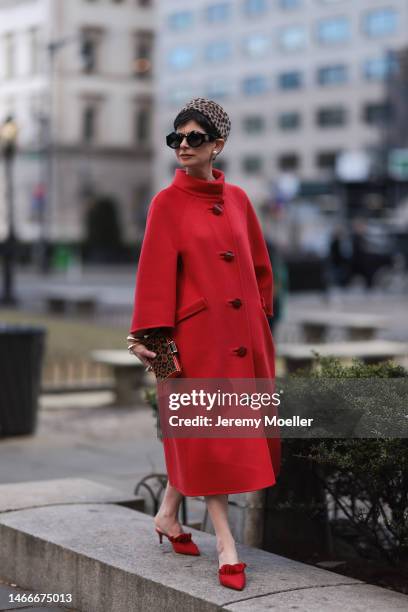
127 335 157 371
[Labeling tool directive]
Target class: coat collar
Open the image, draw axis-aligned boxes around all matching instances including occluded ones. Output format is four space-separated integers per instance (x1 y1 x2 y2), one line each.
172 167 225 199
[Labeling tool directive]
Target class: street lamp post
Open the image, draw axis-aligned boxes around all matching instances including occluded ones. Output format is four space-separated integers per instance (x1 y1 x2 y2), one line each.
0 115 18 306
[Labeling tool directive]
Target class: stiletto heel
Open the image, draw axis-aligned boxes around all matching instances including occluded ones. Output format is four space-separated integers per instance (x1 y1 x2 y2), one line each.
155 527 200 555
218 562 247 590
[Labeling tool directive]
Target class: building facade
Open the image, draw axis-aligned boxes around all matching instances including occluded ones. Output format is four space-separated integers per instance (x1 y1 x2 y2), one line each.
155 0 408 202
0 0 154 245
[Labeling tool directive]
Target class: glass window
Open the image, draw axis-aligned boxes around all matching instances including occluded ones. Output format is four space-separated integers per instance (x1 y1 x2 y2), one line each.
243 0 268 16
317 17 351 44
134 30 153 78
278 153 300 170
82 105 97 143
29 27 41 75
205 3 231 23
243 33 270 57
278 112 301 130
363 8 398 37
317 64 348 85
242 75 269 95
168 86 195 105
279 26 306 51
316 151 338 170
206 78 231 98
363 102 393 125
278 71 302 90
168 46 195 70
363 53 398 81
205 40 231 61
243 115 265 133
316 106 347 127
168 11 194 31
279 0 302 9
242 155 263 173
135 107 151 144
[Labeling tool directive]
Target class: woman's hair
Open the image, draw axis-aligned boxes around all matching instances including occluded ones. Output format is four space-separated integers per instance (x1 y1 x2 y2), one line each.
174 108 220 138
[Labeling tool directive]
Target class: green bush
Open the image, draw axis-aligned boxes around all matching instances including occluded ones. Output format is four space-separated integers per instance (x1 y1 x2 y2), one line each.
288 356 408 566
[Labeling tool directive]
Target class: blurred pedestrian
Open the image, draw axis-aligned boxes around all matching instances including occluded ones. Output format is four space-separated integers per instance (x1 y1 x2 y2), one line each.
328 225 352 288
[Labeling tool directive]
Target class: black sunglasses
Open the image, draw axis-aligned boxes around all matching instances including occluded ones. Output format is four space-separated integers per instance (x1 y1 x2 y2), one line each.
166 130 217 149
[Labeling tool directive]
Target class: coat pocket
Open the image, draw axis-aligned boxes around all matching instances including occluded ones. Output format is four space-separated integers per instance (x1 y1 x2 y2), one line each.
175 296 208 324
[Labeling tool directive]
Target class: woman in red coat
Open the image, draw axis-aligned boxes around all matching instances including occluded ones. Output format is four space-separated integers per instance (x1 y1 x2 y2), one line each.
128 98 280 590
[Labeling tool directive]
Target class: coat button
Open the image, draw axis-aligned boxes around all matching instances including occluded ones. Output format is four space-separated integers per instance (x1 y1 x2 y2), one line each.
229 298 242 309
221 250 235 262
211 203 224 215
233 346 247 357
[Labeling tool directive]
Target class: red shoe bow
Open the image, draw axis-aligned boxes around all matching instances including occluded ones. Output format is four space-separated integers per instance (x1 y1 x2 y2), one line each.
219 562 247 574
218 562 247 590
168 532 192 543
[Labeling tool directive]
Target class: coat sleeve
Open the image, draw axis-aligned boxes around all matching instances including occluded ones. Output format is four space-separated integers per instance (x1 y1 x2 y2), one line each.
129 195 179 335
246 195 274 317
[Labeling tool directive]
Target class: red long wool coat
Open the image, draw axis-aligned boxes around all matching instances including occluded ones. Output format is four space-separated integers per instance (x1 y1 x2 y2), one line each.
129 167 281 496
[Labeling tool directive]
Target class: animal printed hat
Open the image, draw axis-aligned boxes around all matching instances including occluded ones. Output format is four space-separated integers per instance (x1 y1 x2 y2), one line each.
175 97 231 142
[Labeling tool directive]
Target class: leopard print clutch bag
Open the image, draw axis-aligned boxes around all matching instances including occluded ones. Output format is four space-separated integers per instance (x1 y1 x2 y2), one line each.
140 330 182 381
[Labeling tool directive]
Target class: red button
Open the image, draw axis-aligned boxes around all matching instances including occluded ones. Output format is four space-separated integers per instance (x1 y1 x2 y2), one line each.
211 203 224 215
229 298 242 309
234 346 247 357
221 251 235 262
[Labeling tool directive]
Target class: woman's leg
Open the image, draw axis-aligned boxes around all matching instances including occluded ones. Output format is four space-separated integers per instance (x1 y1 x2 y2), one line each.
154 481 184 537
205 494 239 567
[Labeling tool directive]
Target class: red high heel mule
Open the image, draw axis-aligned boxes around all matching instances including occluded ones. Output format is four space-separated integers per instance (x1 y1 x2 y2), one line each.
218 562 247 590
155 528 200 556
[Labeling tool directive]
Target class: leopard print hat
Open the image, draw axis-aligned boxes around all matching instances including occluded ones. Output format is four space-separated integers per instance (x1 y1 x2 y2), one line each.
175 97 231 142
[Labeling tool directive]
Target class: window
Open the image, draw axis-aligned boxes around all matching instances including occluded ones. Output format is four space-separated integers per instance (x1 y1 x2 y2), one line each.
243 115 265 133
205 3 231 23
317 17 351 44
242 33 270 57
242 155 263 173
80 28 103 74
243 0 268 16
168 86 195 105
278 153 299 170
278 71 302 90
363 54 398 81
134 30 153 78
242 75 269 95
316 151 338 170
29 27 41 75
278 112 301 130
82 105 97 143
363 102 393 125
279 0 301 9
168 11 194 31
316 106 347 127
317 64 348 86
206 78 231 98
168 46 195 70
363 8 398 37
279 26 306 51
135 106 151 144
205 40 231 62
4 33 15 79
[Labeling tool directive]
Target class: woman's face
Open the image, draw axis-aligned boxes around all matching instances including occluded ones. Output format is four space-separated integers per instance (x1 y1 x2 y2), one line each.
174 119 224 169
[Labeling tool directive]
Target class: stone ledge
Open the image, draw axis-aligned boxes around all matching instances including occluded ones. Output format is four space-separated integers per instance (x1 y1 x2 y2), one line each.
1 499 406 612
0 478 144 513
